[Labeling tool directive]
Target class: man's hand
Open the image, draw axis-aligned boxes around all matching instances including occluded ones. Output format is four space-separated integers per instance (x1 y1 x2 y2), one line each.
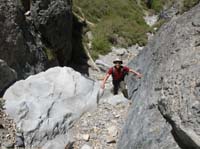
101 83 105 89
137 73 142 78
101 73 110 89
129 69 142 78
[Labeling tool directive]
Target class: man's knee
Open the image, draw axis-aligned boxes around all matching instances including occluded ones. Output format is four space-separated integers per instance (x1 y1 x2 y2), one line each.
119 81 128 98
119 81 126 90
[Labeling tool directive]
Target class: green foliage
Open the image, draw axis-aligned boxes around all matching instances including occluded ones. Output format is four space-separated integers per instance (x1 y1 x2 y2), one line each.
143 0 200 13
141 0 176 13
73 0 199 59
43 47 56 61
91 35 111 59
140 0 168 13
0 98 4 109
182 0 200 12
151 0 165 12
73 0 150 58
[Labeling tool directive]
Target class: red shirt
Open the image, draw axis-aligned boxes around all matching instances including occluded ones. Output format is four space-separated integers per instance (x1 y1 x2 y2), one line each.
107 66 130 80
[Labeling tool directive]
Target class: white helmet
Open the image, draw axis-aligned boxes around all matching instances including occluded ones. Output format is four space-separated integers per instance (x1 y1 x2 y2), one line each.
113 58 123 64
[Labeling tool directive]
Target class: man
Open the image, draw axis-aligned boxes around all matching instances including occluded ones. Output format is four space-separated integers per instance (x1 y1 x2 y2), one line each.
101 58 142 98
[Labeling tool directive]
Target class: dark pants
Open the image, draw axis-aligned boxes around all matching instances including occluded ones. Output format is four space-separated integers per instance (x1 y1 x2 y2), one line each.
112 80 128 98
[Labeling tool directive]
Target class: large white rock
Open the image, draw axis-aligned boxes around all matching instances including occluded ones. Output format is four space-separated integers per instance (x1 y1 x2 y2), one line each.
3 67 100 149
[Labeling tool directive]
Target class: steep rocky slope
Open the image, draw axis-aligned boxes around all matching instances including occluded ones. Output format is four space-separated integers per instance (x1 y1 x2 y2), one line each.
0 0 72 81
118 3 200 149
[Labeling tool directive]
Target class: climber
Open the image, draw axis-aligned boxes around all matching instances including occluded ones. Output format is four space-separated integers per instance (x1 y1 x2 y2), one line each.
101 58 142 98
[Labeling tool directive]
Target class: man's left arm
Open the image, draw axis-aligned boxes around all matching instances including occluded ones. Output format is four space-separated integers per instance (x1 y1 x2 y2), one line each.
129 68 142 78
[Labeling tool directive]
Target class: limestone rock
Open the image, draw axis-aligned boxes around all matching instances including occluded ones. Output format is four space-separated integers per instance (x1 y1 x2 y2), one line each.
82 134 90 141
3 67 100 148
15 134 24 147
108 126 118 137
1 141 14 148
100 93 129 106
81 144 92 149
118 3 200 149
106 135 116 144
144 15 158 26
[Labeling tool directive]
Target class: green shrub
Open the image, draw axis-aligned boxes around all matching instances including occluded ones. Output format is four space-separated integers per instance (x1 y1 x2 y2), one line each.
0 98 4 109
151 0 165 12
91 35 111 59
73 0 150 58
182 0 200 12
43 47 56 61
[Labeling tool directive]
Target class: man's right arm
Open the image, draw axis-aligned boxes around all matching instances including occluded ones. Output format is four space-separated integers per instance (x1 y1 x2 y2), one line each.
101 73 110 89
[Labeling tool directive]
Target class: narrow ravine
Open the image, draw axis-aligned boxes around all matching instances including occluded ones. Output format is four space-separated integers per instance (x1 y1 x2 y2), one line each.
1 1 200 149
70 101 131 149
67 45 144 149
0 45 141 149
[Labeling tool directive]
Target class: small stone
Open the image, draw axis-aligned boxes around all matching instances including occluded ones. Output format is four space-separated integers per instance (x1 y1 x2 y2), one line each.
81 144 92 149
2 141 14 148
6 134 11 138
0 123 4 129
65 141 74 149
93 127 98 133
15 135 24 147
107 126 118 137
106 135 116 144
24 10 30 16
115 114 120 118
82 134 90 141
87 113 92 117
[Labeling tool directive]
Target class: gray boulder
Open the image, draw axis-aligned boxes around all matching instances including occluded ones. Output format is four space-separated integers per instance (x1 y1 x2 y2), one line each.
0 59 17 96
4 67 100 148
118 3 200 149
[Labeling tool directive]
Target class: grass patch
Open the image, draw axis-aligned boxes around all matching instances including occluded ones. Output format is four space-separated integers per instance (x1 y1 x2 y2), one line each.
182 0 200 12
91 35 111 59
0 98 4 109
43 47 56 61
151 19 166 32
73 0 199 59
151 0 165 12
141 0 176 13
73 0 150 59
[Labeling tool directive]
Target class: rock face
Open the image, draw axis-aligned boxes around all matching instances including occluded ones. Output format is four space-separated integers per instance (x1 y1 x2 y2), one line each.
3 67 99 149
0 60 17 96
0 0 72 79
118 3 200 149
31 0 73 66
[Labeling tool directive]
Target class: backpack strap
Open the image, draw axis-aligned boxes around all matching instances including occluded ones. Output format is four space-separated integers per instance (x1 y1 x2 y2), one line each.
111 67 115 78
112 66 127 80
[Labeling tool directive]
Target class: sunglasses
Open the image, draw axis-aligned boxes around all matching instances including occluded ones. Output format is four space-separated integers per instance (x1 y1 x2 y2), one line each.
114 61 122 64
